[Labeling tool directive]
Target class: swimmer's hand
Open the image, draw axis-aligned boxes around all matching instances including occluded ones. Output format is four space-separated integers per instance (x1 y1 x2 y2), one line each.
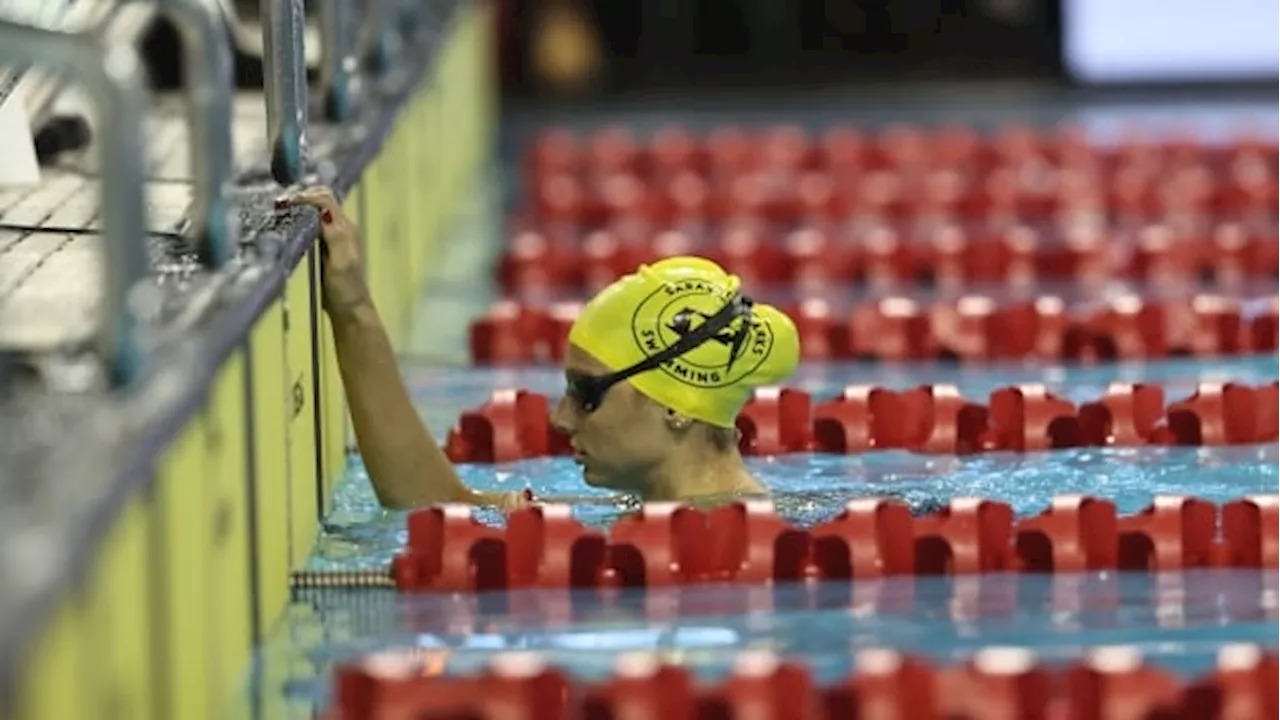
277 186 370 318
472 489 534 511
473 490 638 512
469 490 626 512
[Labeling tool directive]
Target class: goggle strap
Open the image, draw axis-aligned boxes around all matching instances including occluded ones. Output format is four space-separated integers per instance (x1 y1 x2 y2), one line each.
610 294 752 385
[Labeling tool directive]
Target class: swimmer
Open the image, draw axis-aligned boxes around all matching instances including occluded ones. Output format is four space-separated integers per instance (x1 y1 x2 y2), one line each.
280 187 800 510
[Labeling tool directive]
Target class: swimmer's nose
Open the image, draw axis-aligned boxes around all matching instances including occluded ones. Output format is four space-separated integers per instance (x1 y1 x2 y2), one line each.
551 395 576 435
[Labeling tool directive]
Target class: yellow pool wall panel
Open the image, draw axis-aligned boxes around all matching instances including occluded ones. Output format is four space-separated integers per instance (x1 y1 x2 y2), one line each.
285 259 321 571
13 596 92 720
251 299 292 640
206 351 254 712
156 418 213 720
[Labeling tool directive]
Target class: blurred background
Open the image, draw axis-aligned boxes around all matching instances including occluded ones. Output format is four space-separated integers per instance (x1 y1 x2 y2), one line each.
0 1 1276 717
490 0 1277 99
501 0 1064 97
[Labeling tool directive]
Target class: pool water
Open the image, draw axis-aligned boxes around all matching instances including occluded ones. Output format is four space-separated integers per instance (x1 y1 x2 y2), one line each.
314 354 1280 571
254 570 1278 716
230 352 1279 719
312 445 1280 572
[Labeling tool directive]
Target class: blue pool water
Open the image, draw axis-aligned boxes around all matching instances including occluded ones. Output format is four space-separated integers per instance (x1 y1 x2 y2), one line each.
237 355 1278 718
314 354 1280 570
313 445 1280 572
256 571 1277 715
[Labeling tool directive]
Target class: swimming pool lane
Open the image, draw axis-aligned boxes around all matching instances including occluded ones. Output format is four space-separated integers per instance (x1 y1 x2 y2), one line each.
227 348 1279 719
234 118 1278 716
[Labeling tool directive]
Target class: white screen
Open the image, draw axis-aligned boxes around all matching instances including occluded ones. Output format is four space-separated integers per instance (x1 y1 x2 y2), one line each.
1063 0 1279 83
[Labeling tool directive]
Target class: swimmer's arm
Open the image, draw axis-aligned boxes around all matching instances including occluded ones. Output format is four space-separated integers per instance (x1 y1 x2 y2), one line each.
328 300 497 509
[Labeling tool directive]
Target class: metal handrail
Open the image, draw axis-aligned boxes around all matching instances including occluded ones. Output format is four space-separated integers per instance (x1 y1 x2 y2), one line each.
261 0 309 184
216 0 406 125
150 0 237 268
0 2 152 129
360 0 398 71
0 3 467 706
2 0 234 269
318 0 357 121
0 19 150 388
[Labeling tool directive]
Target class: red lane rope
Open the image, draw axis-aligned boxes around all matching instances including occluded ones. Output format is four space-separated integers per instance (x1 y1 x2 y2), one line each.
392 495 1279 592
468 294 1279 365
327 644 1278 719
442 381 1279 463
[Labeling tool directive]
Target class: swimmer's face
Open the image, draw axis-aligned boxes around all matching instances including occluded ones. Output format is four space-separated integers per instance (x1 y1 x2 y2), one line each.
551 344 675 494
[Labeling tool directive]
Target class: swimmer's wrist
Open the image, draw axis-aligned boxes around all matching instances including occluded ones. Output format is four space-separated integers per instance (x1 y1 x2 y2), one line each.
471 489 534 510
324 291 375 324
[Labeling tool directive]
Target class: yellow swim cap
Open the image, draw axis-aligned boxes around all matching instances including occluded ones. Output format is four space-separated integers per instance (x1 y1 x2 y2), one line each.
568 256 800 428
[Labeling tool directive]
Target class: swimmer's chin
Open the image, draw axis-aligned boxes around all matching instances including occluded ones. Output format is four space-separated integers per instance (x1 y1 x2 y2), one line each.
579 464 617 490
580 465 605 487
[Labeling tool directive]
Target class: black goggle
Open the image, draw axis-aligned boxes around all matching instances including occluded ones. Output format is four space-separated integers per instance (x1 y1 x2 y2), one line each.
565 291 755 413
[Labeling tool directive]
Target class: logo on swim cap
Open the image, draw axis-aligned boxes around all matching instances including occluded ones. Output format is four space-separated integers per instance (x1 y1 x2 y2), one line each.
630 279 774 389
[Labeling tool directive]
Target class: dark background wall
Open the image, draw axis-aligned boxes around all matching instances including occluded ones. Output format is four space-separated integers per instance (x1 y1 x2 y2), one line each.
498 0 1065 98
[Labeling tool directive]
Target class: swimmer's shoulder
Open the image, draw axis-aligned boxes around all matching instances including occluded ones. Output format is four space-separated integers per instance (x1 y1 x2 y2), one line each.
681 488 770 511
608 488 771 520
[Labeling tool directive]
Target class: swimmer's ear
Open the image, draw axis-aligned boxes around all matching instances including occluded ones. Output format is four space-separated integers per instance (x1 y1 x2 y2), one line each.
664 407 693 433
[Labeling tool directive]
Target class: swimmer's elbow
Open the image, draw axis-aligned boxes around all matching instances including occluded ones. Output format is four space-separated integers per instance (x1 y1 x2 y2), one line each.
375 491 422 511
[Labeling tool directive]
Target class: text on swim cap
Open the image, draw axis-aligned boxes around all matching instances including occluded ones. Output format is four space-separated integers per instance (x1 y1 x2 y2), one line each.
631 282 774 390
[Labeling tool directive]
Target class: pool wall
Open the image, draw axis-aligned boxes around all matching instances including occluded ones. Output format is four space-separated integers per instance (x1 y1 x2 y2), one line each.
1 3 495 718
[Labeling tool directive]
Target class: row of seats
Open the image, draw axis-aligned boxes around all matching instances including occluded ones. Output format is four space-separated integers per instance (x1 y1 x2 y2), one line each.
391 494 1278 591
521 125 1277 225
521 167 1278 228
526 125 1279 178
470 294 1279 364
443 382 1278 463
498 221 1280 294
329 643 1276 719
509 127 1276 304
